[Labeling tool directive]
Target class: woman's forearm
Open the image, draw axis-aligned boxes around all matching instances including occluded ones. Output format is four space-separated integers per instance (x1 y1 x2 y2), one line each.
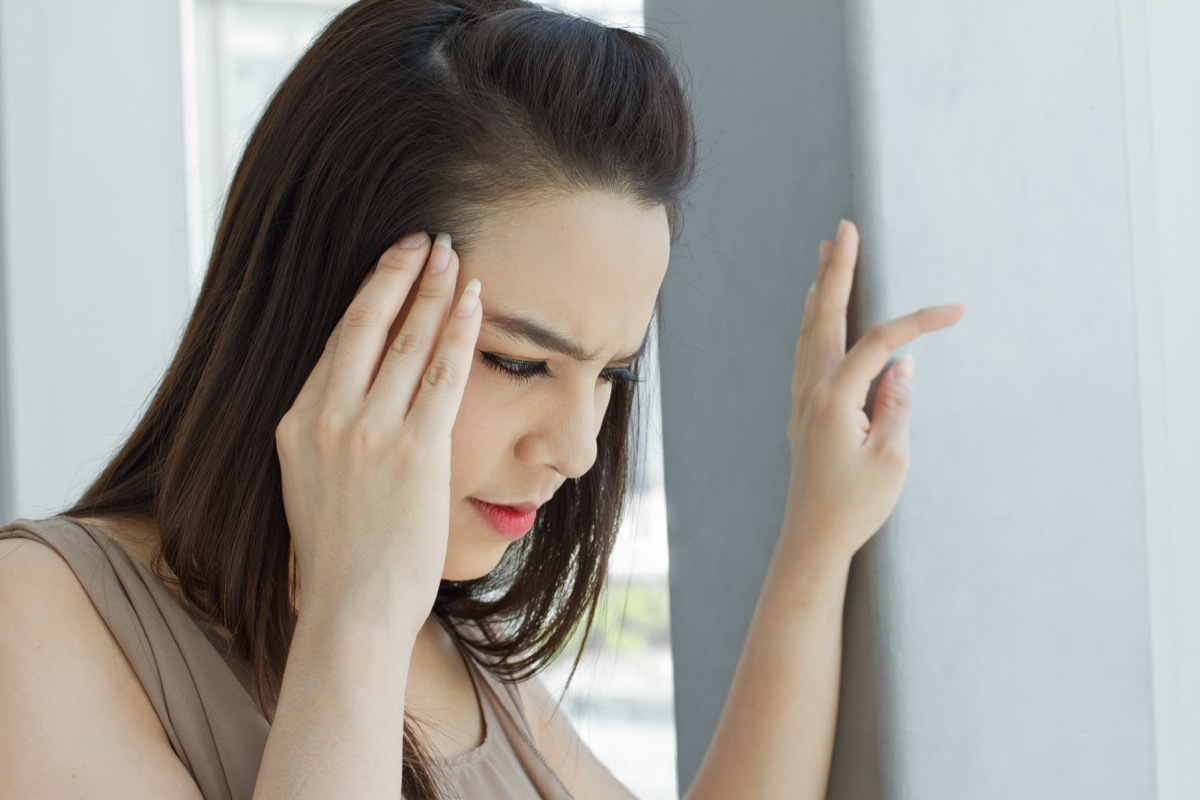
683 493 853 800
253 588 422 800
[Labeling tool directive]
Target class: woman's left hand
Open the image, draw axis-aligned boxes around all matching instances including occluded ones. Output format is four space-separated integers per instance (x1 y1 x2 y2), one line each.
785 219 966 562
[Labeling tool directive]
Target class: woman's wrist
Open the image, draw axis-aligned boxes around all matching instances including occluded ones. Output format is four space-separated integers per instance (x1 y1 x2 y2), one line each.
779 482 860 570
295 574 431 647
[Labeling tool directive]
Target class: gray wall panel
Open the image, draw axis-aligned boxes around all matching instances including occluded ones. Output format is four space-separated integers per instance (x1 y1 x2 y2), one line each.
642 0 858 792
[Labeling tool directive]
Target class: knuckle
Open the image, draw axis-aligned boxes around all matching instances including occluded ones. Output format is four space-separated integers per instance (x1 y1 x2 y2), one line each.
439 318 478 346
875 439 908 466
274 413 297 448
423 357 460 389
391 429 427 468
343 304 382 330
809 383 838 413
389 332 426 358
815 300 846 323
877 385 911 412
415 283 447 302
347 417 388 453
867 322 897 351
377 250 420 274
311 409 347 441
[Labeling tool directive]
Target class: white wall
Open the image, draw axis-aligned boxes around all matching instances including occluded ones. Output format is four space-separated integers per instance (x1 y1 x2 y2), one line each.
1121 2 1200 798
0 0 193 521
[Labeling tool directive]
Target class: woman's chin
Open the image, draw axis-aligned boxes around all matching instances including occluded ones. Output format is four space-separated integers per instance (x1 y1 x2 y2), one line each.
440 546 508 583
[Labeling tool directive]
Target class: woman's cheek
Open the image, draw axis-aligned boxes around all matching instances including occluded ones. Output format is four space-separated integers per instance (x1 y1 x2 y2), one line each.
450 361 490 442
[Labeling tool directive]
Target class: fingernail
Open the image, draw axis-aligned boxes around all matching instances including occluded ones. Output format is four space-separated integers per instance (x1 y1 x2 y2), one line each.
837 219 849 238
455 278 481 317
397 231 427 248
896 354 915 382
808 282 816 296
428 233 452 274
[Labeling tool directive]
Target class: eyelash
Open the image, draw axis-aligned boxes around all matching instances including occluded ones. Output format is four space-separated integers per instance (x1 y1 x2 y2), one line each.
480 352 640 385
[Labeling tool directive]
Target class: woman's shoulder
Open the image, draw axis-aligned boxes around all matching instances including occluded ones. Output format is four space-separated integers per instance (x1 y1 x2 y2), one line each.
1 512 93 542
0 512 156 566
0 513 163 664
0 524 203 799
0 513 236 665
0 520 135 664
0 515 112 598
0 519 93 587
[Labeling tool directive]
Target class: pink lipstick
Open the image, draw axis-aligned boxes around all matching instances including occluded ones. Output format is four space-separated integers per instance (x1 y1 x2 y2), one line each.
469 499 538 541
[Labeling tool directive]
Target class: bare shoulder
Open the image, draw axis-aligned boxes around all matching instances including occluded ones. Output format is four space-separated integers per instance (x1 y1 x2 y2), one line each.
0 537 203 799
515 674 639 800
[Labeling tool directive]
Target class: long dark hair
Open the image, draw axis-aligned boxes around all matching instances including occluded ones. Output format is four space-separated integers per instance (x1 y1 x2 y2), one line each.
64 0 697 795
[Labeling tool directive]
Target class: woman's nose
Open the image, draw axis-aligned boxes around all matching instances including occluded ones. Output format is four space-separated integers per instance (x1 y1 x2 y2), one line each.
515 387 603 480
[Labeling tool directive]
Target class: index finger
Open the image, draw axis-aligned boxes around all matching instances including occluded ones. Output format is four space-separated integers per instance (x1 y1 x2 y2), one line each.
827 304 966 404
812 220 861 361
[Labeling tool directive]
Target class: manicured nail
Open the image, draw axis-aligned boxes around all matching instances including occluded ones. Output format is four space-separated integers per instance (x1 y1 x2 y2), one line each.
397 231 427 248
428 233 452 274
895 354 915 382
455 278 481 317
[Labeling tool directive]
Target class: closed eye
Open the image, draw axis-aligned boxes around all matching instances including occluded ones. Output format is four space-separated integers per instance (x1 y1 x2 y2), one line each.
479 352 640 385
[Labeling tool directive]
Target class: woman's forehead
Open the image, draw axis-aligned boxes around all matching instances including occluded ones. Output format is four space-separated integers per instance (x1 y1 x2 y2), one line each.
461 190 668 356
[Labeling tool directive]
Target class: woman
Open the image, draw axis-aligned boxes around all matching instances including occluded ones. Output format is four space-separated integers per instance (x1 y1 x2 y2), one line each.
0 0 964 798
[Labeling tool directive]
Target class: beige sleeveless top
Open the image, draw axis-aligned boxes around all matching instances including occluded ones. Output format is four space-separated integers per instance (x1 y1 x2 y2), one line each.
0 515 574 800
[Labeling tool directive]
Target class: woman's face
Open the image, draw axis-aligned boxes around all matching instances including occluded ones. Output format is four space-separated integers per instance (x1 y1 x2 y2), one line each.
442 190 670 580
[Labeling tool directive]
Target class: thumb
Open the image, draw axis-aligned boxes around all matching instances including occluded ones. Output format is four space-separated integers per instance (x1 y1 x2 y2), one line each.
868 354 914 456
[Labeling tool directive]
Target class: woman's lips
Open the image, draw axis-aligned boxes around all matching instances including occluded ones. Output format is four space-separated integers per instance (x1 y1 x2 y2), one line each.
469 498 538 541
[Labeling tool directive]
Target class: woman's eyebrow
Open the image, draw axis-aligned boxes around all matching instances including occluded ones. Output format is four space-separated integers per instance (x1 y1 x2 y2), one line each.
482 312 651 363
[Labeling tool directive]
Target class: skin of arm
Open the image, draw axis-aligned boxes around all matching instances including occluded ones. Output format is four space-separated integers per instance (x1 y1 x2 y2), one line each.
253 586 423 800
517 492 851 800
681 490 853 800
0 539 207 800
519 508 848 800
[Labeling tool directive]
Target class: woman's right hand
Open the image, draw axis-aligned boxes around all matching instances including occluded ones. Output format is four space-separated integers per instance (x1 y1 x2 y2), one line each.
274 231 481 630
